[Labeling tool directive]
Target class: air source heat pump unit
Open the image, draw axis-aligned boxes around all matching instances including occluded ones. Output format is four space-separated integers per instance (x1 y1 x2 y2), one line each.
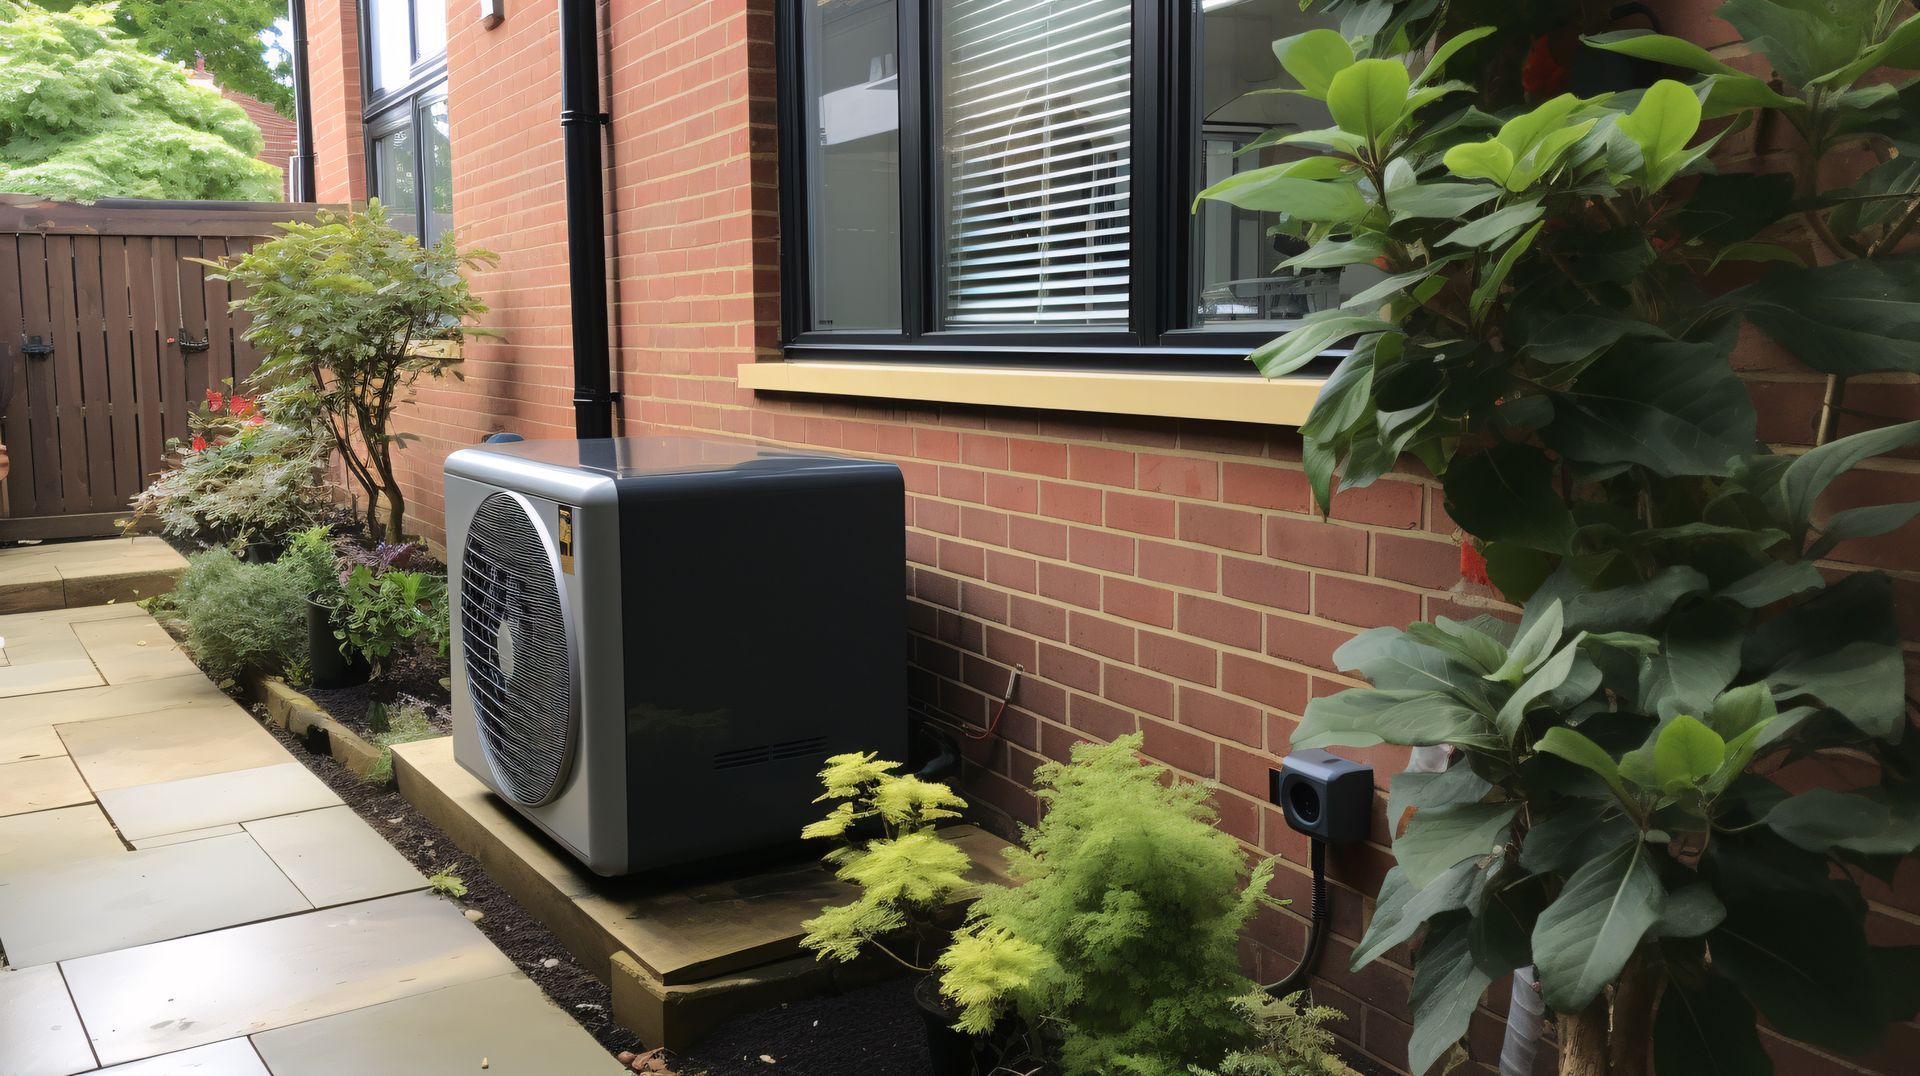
444 437 906 876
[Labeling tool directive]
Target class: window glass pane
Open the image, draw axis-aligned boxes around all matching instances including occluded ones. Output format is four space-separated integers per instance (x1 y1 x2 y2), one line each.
368 0 413 92
939 0 1131 329
1194 0 1383 329
414 0 447 61
372 122 419 236
420 96 453 243
803 0 902 331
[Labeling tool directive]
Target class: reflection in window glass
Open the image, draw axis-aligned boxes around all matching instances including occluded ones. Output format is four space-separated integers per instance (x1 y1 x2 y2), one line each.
940 0 1132 328
421 98 453 243
373 123 418 236
413 0 447 61
1194 0 1383 329
368 0 413 91
803 0 902 331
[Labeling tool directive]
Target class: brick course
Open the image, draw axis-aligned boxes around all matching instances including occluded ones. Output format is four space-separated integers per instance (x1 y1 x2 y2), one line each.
301 2 1920 1072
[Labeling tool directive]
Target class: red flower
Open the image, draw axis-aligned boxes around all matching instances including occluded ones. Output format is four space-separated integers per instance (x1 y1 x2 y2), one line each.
228 396 253 417
205 390 224 412
245 414 266 426
1522 33 1573 98
190 435 208 452
1459 540 1492 587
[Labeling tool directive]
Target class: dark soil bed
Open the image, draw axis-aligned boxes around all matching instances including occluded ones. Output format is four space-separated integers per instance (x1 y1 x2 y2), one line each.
256 717 933 1076
301 648 453 737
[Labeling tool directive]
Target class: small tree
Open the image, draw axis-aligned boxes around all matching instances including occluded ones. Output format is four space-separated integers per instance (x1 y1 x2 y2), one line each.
209 202 498 542
0 2 281 202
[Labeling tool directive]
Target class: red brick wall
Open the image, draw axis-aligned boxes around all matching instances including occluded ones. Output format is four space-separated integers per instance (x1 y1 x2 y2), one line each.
306 0 366 203
306 2 1920 1073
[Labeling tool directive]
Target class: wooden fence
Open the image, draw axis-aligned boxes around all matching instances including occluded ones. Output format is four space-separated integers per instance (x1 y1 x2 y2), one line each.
0 196 331 540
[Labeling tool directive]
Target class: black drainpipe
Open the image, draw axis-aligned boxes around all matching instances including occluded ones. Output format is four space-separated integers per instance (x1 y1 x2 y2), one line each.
288 0 317 201
559 0 615 440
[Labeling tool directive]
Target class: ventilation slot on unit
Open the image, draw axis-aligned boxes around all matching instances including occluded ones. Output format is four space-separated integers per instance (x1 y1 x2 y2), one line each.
713 736 829 770
461 492 576 806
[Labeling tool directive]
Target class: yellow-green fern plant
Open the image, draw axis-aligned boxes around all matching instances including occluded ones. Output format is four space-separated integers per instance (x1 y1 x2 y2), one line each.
936 734 1296 1076
798 752 972 972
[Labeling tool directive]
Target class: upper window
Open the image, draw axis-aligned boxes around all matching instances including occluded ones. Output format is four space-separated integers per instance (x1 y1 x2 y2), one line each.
778 0 1381 364
361 0 452 242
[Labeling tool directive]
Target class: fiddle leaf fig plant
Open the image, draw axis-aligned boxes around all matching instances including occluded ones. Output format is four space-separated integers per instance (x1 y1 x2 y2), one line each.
1203 3 1920 1073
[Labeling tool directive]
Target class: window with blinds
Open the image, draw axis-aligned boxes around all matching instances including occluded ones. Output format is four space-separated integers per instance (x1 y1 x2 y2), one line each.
938 0 1133 328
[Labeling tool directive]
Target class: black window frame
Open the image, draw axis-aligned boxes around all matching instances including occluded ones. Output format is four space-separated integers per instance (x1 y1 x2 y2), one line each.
775 0 1298 374
358 0 451 241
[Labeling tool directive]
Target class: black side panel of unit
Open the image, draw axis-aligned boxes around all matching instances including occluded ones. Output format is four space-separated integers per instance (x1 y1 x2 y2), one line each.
618 462 907 870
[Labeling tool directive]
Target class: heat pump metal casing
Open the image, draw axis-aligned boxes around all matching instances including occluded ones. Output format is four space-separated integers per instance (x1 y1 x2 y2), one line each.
444 437 906 876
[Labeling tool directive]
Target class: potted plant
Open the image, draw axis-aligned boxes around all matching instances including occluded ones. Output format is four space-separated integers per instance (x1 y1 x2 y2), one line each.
277 525 369 689
795 752 980 1074
1198 6 1920 1073
201 200 497 543
334 564 450 685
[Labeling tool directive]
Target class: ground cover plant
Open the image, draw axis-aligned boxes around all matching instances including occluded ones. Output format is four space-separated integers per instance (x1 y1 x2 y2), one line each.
1197 2 1920 1073
165 547 311 682
0 1 281 201
205 201 497 542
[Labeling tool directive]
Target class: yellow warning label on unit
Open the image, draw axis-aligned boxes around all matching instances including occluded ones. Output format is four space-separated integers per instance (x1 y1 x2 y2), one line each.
557 505 575 574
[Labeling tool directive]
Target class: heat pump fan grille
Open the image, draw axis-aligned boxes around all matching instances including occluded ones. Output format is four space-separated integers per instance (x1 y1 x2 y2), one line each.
461 492 575 805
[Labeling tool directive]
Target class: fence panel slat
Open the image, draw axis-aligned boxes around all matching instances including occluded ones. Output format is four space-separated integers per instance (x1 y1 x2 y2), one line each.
126 235 165 480
176 238 211 426
15 236 56 516
101 236 140 503
156 237 187 448
45 236 88 514
0 236 33 519
71 236 116 511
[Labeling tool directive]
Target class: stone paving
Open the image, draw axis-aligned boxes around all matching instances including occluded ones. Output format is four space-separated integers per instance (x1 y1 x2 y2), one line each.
0 578 625 1072
0 537 186 615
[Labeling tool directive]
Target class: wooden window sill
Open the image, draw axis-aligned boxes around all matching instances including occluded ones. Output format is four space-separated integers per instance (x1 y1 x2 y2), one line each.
737 361 1324 427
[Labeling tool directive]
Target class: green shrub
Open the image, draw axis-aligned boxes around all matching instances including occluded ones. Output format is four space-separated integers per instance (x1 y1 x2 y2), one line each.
1194 993 1345 1076
335 566 450 674
798 752 972 969
937 733 1278 1076
126 387 331 547
169 548 309 681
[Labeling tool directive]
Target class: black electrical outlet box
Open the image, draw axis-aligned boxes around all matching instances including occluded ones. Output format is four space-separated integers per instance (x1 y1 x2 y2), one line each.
1271 750 1374 845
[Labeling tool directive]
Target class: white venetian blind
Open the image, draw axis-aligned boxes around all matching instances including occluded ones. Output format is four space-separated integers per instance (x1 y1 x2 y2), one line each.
939 0 1133 327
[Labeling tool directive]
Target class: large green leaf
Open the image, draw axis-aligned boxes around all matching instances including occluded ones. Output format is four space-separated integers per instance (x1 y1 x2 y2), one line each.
1807 500 1920 559
1814 11 1920 87
1194 169 1369 222
1489 599 1563 684
1387 181 1503 220
1407 914 1493 1076
1532 837 1665 1011
1653 974 1773 1076
1775 420 1920 538
1404 618 1509 677
1544 336 1757 479
1352 861 1480 969
1413 26 1495 89
1513 308 1670 366
1294 688 1501 750
1652 714 1726 787
1617 80 1703 192
1716 560 1825 608
1443 444 1576 553
1582 30 1745 78
1645 600 1745 719
1388 761 1493 826
1393 801 1518 889
1525 565 1709 636
1334 627 1481 696
1470 222 1542 314
1520 801 1636 874
1711 895 1887 1053
1442 139 1515 186
1768 639 1905 739
1719 0 1873 89
1726 257 1920 376
1496 634 1588 740
1652 883 1727 938
1536 727 1631 802
1273 27 1355 99
1327 59 1410 146
1763 787 1920 855
1248 313 1398 378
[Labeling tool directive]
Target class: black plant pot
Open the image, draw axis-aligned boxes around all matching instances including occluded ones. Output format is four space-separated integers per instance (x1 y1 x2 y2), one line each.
307 597 369 689
915 977 977 1076
242 538 285 564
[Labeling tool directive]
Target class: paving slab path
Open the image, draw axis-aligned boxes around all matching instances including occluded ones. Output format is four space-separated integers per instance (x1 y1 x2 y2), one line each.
0 595 626 1075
